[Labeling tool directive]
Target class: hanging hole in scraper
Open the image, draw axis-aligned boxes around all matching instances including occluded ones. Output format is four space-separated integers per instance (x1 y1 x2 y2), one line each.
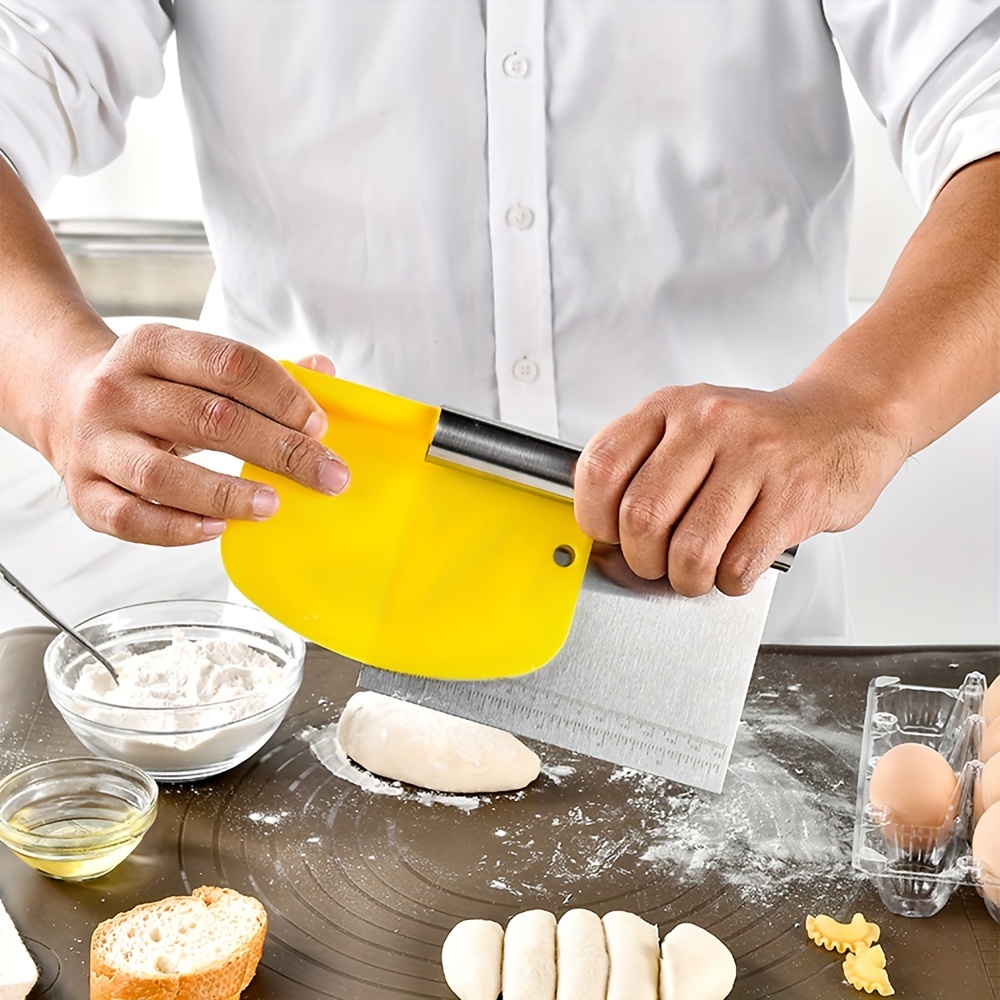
553 545 576 567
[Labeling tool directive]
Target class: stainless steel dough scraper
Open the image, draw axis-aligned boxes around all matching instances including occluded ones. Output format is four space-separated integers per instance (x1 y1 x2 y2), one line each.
360 412 796 793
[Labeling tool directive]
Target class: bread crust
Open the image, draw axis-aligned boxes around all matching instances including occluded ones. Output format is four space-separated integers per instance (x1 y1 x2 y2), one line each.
90 886 267 1000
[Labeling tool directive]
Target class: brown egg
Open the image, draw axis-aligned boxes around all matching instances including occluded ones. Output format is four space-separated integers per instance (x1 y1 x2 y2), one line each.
974 754 1000 826
972 800 1000 907
868 742 958 853
983 674 1000 726
981 717 1000 762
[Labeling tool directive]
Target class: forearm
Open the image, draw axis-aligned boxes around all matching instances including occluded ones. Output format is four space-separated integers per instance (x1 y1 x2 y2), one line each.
794 153 1000 455
0 156 115 461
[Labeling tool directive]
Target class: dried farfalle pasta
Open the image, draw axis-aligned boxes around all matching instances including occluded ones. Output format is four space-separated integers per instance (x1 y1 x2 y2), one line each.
843 943 895 996
805 913 880 953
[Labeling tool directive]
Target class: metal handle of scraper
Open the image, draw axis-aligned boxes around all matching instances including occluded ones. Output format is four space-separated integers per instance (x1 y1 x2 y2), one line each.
427 408 797 573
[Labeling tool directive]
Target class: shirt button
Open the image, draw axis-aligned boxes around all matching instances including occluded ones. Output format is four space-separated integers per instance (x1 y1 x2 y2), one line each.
512 357 539 382
502 52 529 78
506 204 534 230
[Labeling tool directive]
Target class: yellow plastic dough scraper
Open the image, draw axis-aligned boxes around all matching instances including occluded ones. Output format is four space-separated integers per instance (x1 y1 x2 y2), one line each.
222 366 593 681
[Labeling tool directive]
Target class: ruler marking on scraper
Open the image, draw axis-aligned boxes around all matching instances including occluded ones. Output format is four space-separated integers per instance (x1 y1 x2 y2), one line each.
462 683 728 766
358 668 727 784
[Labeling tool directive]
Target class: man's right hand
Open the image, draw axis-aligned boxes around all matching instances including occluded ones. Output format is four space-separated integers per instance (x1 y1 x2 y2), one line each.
48 322 349 546
0 155 347 546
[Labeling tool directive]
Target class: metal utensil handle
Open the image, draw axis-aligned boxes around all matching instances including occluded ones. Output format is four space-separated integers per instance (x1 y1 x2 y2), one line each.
0 561 120 682
428 407 577 499
429 407 797 572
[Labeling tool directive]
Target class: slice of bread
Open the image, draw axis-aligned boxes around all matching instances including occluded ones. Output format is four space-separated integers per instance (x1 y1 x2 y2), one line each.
90 885 267 1000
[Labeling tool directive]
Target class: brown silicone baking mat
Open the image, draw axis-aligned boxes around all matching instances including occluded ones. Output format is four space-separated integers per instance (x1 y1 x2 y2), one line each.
0 625 997 999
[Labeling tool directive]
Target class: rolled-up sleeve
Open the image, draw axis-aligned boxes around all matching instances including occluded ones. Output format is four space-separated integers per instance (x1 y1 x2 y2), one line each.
824 0 1000 211
0 0 172 202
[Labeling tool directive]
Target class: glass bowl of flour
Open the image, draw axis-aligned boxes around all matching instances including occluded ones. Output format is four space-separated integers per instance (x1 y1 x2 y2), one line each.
43 600 306 781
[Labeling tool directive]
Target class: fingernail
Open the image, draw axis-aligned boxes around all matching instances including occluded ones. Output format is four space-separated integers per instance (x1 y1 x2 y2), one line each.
202 517 227 537
319 457 350 494
252 487 279 519
303 411 328 439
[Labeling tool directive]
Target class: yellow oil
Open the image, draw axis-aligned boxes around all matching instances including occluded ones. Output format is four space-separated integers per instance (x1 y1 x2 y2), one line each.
3 803 155 880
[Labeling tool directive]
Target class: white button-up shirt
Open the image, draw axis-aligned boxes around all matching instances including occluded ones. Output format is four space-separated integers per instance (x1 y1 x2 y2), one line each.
2 0 999 639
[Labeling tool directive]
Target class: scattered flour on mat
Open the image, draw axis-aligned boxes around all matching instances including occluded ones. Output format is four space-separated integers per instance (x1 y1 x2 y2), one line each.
248 810 289 826
297 690 860 905
475 702 859 904
609 704 858 902
540 763 576 784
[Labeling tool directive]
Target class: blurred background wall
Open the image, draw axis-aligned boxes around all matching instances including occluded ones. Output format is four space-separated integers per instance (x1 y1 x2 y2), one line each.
2 38 997 645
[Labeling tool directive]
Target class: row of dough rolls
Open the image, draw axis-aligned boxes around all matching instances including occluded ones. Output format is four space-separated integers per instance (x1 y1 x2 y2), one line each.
442 908 736 1000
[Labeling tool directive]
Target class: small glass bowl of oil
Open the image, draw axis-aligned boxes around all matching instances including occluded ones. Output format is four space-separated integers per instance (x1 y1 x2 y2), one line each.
0 756 157 880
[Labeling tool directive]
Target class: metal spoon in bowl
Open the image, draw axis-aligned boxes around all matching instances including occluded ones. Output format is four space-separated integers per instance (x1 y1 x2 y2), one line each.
0 560 120 684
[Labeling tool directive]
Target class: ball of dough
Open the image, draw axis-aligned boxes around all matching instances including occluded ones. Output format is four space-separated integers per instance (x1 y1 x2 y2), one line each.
556 908 608 1000
659 923 737 1000
602 910 659 1000
441 919 503 1000
503 909 556 1000
337 691 540 793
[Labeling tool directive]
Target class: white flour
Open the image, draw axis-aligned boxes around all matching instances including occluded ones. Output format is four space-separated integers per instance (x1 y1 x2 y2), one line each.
76 632 282 708
66 631 288 769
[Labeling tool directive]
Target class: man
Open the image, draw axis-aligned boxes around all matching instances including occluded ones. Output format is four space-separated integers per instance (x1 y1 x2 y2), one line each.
0 1 997 641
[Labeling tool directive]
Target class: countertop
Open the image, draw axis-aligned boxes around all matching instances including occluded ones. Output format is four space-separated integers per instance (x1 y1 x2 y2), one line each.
0 628 997 999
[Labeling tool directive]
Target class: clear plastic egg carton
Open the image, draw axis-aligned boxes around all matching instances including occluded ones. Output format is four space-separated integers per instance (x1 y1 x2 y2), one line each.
852 670 998 921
